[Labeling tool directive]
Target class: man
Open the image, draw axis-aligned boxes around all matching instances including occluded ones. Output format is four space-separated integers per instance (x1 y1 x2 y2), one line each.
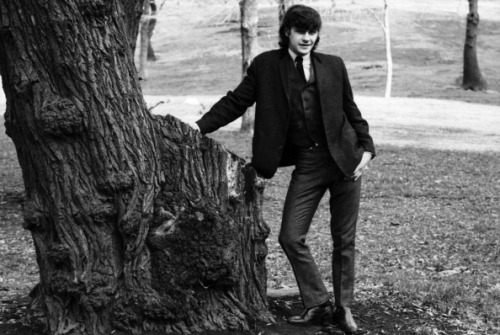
195 5 375 334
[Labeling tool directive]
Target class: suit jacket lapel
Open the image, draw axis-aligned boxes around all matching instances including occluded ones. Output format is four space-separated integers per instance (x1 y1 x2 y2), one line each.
279 51 292 109
313 53 341 116
313 53 331 103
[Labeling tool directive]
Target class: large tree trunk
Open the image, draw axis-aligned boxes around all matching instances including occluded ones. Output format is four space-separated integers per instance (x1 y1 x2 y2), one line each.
239 0 258 134
462 0 487 91
0 1 273 334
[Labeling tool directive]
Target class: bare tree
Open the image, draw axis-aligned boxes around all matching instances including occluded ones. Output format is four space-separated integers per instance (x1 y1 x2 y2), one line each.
139 0 151 79
278 0 294 25
123 0 145 51
147 0 158 61
0 0 273 334
330 0 337 15
462 0 487 90
370 0 393 99
239 0 259 133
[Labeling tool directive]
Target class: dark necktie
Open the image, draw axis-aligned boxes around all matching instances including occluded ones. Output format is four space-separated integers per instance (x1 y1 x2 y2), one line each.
296 56 306 83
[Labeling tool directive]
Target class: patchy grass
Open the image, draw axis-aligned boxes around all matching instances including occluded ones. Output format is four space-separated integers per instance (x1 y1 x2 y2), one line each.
209 131 500 334
1 121 499 335
0 123 37 306
3 127 499 334
356 147 499 333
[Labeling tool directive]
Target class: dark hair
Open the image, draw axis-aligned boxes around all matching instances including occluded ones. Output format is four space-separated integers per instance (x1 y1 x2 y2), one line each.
279 5 322 50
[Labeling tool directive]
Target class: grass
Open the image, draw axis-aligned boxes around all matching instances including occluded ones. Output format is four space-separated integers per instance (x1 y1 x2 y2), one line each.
357 147 499 331
3 128 499 333
208 132 500 334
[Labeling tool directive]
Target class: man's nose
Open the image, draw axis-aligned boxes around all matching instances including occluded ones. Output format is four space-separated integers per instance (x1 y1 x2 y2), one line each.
302 33 312 40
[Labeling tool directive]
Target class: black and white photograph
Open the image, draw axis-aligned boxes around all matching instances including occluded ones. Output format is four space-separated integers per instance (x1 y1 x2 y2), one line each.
1 1 499 334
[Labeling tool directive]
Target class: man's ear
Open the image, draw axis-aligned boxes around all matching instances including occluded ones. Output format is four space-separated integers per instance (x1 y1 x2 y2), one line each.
285 28 290 37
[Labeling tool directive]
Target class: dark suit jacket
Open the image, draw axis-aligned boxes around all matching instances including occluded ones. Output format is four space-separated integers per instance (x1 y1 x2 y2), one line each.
196 49 376 178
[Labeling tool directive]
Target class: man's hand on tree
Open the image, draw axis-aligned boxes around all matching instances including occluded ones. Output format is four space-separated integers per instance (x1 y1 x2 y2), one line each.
187 121 201 132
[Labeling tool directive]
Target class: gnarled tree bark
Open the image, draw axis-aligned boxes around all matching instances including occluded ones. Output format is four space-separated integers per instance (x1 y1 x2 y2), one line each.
0 0 273 334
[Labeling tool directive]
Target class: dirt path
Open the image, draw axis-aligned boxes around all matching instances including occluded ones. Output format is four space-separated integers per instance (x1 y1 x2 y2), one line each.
145 95 500 153
2 94 498 152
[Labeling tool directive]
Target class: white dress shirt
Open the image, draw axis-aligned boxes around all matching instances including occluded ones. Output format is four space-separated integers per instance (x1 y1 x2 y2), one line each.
288 49 311 82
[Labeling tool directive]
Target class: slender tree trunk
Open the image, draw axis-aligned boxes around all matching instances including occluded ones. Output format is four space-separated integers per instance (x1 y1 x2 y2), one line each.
147 1 158 61
383 0 392 99
239 0 258 133
278 0 293 25
329 0 337 16
370 1 393 99
462 0 487 91
0 1 273 334
123 0 144 52
139 0 150 79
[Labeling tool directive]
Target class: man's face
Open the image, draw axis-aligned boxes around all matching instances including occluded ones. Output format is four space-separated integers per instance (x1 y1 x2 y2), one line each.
286 26 319 56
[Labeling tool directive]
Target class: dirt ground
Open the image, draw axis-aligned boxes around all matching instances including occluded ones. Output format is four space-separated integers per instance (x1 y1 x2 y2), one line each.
1 293 470 335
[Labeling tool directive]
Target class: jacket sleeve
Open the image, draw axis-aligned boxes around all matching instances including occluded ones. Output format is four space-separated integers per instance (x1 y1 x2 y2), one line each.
196 60 258 134
340 58 376 157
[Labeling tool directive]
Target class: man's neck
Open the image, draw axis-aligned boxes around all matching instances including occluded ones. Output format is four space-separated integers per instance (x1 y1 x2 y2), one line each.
288 49 311 61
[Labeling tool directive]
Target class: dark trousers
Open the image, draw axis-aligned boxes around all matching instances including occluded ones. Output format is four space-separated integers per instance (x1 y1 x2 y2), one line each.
278 146 361 308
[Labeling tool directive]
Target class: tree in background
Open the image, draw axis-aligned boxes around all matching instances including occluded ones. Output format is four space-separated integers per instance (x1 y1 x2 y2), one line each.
0 0 273 333
462 0 487 91
139 0 151 79
239 0 259 133
137 0 159 78
370 0 393 99
147 0 158 61
381 0 392 99
329 0 337 16
278 0 294 25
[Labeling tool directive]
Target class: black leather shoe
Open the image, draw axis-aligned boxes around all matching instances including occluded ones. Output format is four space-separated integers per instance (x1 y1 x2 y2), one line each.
287 301 333 325
331 306 358 334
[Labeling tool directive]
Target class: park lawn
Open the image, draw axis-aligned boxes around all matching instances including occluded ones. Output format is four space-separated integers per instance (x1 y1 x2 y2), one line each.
208 130 500 334
3 126 498 334
2 123 499 333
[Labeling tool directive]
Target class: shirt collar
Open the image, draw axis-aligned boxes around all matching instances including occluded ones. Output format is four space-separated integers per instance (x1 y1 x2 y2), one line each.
288 49 311 65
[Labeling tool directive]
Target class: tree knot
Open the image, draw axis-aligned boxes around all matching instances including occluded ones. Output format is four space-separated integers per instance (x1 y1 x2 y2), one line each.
98 171 134 194
22 199 47 231
38 97 83 136
78 0 114 17
47 243 72 265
